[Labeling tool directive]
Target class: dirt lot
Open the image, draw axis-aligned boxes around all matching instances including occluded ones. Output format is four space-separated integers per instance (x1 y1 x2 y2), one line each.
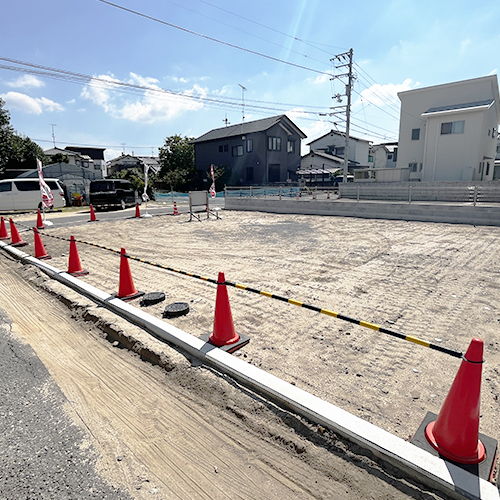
3 206 500 497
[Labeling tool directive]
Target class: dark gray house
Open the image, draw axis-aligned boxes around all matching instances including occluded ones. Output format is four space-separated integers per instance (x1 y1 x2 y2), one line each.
192 115 306 185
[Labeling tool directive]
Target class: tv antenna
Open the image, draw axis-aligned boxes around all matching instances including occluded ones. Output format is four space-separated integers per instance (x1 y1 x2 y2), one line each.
238 84 247 123
50 124 57 147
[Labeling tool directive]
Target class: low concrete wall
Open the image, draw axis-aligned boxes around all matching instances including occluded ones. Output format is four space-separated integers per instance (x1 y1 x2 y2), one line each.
224 198 500 226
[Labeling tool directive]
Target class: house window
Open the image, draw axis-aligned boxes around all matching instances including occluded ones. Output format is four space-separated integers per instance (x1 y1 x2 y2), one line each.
409 162 418 172
411 128 420 140
268 136 281 151
497 145 500 154
388 154 393 160
287 140 295 154
232 145 243 157
441 120 465 135
218 145 223 153
368 155 373 162
486 162 490 176
224 145 228 152
335 147 345 157
246 139 253 153
246 167 254 181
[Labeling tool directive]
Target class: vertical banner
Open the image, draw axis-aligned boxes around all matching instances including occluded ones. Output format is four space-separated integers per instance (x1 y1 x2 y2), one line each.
37 159 54 209
143 163 150 202
209 164 216 199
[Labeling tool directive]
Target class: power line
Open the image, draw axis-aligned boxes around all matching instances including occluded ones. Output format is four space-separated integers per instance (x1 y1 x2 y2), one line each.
0 58 330 116
96 0 333 77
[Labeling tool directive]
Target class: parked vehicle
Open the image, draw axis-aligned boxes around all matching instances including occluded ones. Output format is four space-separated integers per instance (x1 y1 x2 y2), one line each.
0 178 66 211
89 179 137 211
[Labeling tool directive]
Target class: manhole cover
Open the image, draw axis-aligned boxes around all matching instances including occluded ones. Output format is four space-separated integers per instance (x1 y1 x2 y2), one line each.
163 302 190 318
141 292 166 306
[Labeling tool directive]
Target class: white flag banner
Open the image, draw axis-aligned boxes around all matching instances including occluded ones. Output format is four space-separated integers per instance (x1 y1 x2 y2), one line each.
37 159 54 209
142 163 150 202
209 164 216 199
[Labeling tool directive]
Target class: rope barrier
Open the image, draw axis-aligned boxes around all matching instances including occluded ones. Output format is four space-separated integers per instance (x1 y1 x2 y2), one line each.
22 228 464 359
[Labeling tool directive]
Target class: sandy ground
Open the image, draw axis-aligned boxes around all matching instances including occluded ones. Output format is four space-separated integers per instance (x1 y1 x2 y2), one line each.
2 206 500 497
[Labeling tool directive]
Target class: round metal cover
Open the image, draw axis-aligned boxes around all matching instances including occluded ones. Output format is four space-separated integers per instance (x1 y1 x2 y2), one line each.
141 292 166 306
163 302 190 318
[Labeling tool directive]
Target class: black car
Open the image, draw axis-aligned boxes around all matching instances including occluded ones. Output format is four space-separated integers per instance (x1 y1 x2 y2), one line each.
89 180 137 211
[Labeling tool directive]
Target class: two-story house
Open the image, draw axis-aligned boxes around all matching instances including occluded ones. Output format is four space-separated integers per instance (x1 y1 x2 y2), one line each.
370 142 398 169
107 154 160 176
306 130 371 168
396 75 500 182
192 115 306 185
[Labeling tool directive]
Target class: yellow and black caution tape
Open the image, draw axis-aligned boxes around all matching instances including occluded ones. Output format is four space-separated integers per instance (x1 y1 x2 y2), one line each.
29 230 464 359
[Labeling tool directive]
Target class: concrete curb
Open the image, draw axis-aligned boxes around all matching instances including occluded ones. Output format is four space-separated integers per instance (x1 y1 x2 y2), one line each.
1 240 498 500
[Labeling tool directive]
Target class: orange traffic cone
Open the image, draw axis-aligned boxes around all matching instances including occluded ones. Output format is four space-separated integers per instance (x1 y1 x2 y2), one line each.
67 235 89 276
173 202 179 216
115 248 144 301
9 219 28 247
425 338 486 464
36 209 45 229
209 272 240 347
33 228 51 260
135 203 141 218
0 217 9 240
89 204 98 222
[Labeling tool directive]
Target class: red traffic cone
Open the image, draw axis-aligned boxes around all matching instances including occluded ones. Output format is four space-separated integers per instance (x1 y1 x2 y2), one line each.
33 228 51 260
36 209 45 229
67 236 89 276
89 204 98 222
209 272 240 347
173 202 179 216
327 191 330 199
115 248 144 301
0 217 9 240
425 338 486 464
135 203 141 218
9 219 28 247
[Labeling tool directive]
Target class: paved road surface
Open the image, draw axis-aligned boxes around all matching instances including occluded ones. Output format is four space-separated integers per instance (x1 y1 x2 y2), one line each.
0 309 131 499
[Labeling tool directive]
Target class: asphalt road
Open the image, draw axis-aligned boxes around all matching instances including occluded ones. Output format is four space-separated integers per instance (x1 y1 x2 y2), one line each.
0 309 132 499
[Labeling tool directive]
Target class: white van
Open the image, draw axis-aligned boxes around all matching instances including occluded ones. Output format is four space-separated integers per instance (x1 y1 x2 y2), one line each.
0 178 66 211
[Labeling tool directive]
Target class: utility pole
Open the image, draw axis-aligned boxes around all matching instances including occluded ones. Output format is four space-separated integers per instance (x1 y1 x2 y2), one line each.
50 124 57 147
330 48 354 183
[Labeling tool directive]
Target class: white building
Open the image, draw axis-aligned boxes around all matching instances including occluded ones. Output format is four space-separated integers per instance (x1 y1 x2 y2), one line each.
370 142 398 169
396 75 500 182
307 130 371 167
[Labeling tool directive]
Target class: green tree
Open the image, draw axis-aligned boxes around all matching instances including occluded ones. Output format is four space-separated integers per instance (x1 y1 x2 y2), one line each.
50 152 70 164
109 167 157 200
0 98 47 177
158 135 198 191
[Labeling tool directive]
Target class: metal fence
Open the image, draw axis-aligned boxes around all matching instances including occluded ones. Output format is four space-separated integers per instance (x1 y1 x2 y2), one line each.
338 183 500 205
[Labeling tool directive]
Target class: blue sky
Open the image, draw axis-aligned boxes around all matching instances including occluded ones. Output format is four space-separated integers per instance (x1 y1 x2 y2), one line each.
1 0 499 161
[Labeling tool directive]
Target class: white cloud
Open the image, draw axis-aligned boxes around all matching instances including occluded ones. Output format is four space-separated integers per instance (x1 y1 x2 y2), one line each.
312 73 330 85
0 91 64 114
81 73 206 124
7 74 45 89
354 78 414 108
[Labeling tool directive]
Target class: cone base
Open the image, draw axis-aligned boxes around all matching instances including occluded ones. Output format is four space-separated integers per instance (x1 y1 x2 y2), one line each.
11 241 28 247
200 332 250 354
425 420 486 465
36 254 52 260
68 269 89 277
411 411 497 481
0 236 10 240
113 290 145 302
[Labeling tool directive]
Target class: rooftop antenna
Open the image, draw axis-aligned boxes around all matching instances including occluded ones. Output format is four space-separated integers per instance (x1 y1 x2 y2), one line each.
121 143 126 155
238 84 247 123
223 113 230 127
50 124 57 147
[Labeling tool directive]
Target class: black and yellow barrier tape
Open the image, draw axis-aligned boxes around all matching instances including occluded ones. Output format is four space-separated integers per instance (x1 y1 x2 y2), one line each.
29 230 464 359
